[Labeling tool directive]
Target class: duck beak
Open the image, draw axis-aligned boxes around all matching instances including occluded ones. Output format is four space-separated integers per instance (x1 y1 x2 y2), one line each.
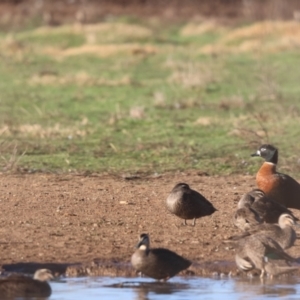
135 240 143 248
251 150 261 157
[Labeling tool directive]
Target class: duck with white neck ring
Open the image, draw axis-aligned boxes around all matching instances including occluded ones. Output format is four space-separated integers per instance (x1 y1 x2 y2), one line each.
131 233 191 281
251 144 300 209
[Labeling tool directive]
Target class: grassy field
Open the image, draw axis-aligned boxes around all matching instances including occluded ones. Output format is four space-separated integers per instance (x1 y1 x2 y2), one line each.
1 19 300 176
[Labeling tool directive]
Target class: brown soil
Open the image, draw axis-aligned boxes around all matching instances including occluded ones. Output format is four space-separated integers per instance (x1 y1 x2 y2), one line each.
0 172 300 278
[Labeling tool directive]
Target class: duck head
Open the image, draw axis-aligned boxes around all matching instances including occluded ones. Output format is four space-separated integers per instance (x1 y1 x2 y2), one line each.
33 269 54 281
172 183 190 192
136 233 150 250
251 144 278 164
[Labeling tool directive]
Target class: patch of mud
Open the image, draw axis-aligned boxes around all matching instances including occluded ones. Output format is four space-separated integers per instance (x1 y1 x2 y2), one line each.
64 259 238 278
0 172 299 279
1 262 73 277
1 257 300 280
65 260 134 277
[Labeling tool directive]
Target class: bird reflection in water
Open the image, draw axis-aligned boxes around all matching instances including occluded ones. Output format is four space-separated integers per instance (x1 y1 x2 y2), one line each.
234 276 298 297
106 280 189 300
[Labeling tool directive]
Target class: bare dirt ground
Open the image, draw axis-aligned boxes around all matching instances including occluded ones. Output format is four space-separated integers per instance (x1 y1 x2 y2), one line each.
1 172 300 278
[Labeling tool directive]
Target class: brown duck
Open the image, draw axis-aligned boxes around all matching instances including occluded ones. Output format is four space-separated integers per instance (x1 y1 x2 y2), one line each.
131 233 191 281
238 188 298 223
251 144 300 209
0 269 53 298
166 183 217 226
228 213 297 250
233 206 263 232
235 234 297 278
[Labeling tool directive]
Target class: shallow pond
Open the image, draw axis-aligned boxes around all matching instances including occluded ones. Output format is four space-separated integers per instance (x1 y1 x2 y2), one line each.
50 276 300 300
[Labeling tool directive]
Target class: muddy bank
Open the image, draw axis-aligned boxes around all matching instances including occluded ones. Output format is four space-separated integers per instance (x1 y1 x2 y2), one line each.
0 173 299 278
2 259 300 279
0 259 247 278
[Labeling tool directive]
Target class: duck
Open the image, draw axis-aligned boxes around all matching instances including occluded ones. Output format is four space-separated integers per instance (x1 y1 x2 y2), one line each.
251 144 300 209
131 233 191 281
166 183 217 226
228 213 297 250
233 206 263 232
238 189 298 224
235 234 297 278
264 260 299 278
0 268 53 298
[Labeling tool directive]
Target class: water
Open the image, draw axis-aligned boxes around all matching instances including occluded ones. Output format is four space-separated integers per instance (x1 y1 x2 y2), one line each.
49 276 300 300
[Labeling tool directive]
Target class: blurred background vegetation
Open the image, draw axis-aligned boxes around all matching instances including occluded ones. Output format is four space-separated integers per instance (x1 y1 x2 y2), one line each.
0 0 300 176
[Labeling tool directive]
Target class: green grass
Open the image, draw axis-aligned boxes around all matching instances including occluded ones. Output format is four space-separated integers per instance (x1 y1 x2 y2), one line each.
1 20 300 176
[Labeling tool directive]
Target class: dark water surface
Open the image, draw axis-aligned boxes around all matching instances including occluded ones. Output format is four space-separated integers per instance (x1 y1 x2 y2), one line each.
50 276 300 300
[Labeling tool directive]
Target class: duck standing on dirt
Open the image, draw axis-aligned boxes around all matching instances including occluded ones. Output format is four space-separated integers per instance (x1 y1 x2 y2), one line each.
251 144 300 209
238 189 298 223
166 183 217 226
131 233 191 281
227 213 297 250
233 206 263 232
235 234 298 278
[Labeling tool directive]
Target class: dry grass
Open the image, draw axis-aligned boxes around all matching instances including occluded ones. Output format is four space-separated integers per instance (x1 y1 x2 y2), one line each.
0 143 25 172
32 23 153 42
28 71 132 86
0 123 91 139
129 106 145 119
199 20 300 54
43 43 157 58
167 61 220 89
152 91 166 108
1 19 300 174
194 117 215 126
223 21 300 42
0 35 28 60
218 96 245 111
0 22 156 59
180 20 226 36
2 20 300 61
